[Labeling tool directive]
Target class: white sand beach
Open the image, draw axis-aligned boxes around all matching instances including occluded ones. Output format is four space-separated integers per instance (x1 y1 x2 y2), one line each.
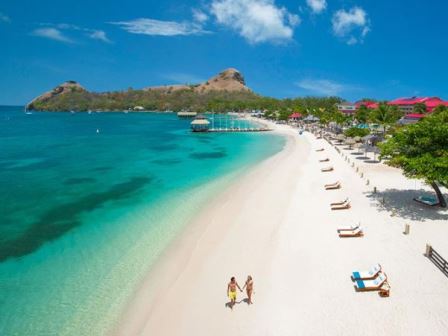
115 122 448 336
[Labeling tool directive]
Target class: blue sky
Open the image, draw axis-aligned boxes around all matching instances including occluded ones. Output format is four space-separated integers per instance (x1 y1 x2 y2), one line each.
1 0 448 105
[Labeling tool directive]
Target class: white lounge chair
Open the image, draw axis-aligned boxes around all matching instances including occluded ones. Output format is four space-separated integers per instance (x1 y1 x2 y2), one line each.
337 223 360 232
325 181 341 190
339 227 363 237
331 198 349 206
351 264 382 280
321 166 334 172
354 272 387 291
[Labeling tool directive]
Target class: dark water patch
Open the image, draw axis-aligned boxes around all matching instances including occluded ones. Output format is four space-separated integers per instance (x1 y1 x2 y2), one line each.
64 177 96 185
0 177 152 262
189 151 227 159
150 144 179 151
197 137 213 144
151 158 182 165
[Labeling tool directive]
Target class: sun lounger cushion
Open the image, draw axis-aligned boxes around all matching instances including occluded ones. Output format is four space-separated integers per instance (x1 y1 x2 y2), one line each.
355 274 386 289
414 196 439 206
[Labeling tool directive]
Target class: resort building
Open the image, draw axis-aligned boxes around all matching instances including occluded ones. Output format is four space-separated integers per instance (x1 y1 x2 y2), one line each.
397 113 425 125
336 101 357 115
388 96 448 113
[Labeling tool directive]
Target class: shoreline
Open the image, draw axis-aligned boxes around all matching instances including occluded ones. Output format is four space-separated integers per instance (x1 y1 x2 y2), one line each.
114 121 448 336
113 122 303 335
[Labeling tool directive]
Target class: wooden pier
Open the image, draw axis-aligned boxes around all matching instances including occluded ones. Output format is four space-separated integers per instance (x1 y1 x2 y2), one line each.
191 113 271 133
207 127 271 133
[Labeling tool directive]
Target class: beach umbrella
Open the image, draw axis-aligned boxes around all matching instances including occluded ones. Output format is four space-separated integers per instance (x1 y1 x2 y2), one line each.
345 138 356 149
353 136 362 142
336 134 346 141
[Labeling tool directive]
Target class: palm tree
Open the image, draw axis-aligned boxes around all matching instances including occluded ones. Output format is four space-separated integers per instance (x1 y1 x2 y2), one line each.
413 102 427 114
369 104 401 135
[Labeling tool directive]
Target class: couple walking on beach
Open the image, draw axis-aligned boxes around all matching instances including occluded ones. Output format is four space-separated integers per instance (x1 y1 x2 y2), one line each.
227 275 253 310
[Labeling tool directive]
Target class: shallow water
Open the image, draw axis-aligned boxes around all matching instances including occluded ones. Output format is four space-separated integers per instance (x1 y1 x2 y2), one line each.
0 107 284 335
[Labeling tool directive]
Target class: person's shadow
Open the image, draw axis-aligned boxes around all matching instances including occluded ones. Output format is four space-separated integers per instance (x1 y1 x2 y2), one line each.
225 299 247 309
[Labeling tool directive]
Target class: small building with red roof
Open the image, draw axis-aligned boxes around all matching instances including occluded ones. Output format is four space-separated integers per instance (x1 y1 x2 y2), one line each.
336 101 357 115
355 100 379 110
288 112 303 121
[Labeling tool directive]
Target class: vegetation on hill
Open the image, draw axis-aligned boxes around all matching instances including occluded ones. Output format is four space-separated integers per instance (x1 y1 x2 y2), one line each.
28 86 344 114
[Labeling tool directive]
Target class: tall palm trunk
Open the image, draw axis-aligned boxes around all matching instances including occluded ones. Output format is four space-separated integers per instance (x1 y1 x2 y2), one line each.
431 182 447 208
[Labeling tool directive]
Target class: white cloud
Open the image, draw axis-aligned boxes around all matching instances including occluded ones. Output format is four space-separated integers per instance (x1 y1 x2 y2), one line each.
0 12 11 23
111 18 208 36
306 0 327 14
332 7 370 44
210 0 300 44
32 28 74 43
88 30 112 43
296 79 350 96
36 23 112 43
193 9 209 23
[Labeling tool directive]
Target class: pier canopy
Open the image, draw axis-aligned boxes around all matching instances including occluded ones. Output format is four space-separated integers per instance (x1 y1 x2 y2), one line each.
191 115 210 132
178 111 197 117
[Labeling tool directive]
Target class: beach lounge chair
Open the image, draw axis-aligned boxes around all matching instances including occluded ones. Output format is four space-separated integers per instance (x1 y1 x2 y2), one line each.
321 166 334 172
413 196 439 206
330 198 349 206
325 181 341 190
338 227 363 238
351 264 382 280
315 148 325 152
319 158 330 162
337 223 360 232
331 202 351 210
354 272 387 292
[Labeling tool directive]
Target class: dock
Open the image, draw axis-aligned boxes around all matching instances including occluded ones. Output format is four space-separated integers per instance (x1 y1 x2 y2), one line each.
207 127 271 133
190 113 272 133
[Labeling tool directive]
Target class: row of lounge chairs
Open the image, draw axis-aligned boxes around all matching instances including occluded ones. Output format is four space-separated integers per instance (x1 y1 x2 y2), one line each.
315 147 390 297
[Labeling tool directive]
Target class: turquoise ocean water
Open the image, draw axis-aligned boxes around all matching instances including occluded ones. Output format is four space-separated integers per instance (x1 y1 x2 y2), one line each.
0 106 284 336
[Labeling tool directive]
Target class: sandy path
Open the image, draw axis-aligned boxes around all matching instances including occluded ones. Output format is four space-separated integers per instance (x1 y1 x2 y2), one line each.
116 124 448 336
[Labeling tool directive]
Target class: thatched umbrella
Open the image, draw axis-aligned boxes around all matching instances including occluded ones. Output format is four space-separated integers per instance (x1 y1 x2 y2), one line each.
353 136 362 142
345 138 356 149
336 134 346 142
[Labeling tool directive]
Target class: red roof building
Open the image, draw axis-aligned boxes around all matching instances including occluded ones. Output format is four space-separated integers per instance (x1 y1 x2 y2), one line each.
388 97 448 113
289 112 303 120
355 100 379 109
